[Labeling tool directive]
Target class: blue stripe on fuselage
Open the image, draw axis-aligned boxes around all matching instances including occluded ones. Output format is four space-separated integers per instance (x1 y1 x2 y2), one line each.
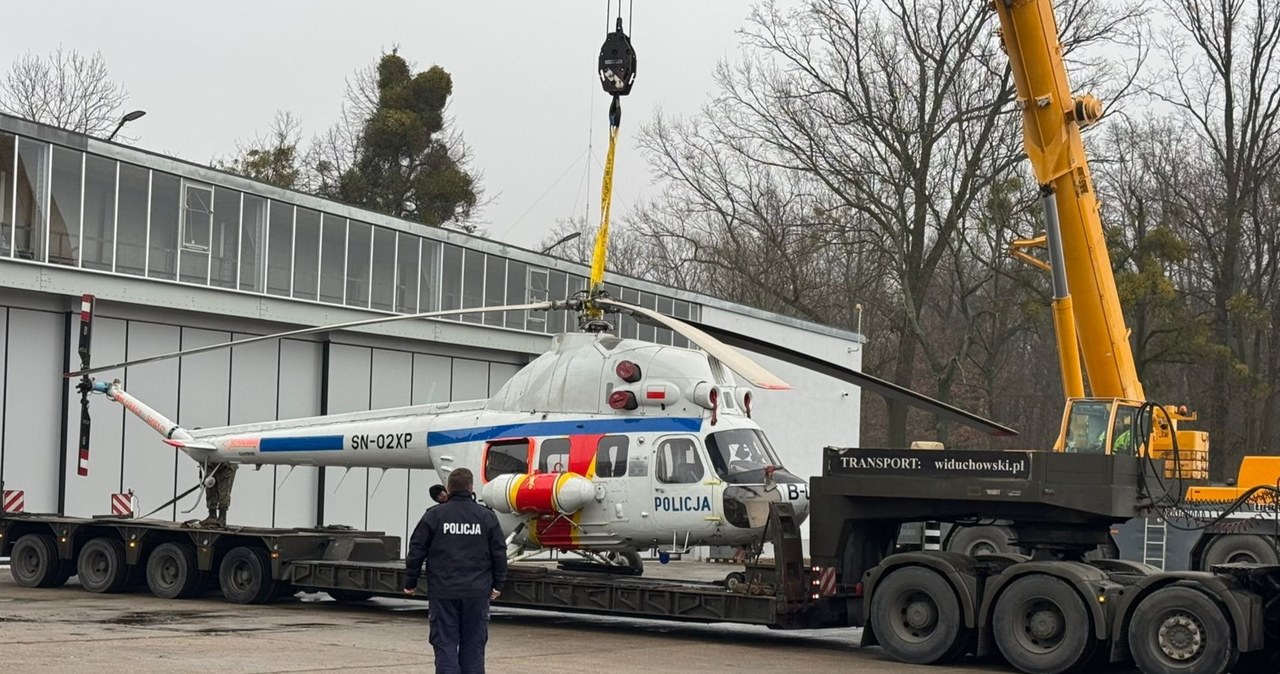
427 417 703 446
259 435 346 452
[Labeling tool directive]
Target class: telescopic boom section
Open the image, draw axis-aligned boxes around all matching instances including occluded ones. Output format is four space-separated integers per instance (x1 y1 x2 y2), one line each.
992 0 1143 401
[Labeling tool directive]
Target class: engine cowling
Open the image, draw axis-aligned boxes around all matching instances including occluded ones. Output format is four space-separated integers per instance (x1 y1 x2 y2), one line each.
482 472 595 516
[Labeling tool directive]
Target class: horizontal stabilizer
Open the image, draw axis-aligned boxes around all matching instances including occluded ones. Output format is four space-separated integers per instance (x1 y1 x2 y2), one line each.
162 438 217 451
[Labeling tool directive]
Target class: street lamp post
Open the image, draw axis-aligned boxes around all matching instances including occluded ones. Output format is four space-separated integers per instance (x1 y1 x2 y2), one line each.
107 110 147 141
541 231 583 255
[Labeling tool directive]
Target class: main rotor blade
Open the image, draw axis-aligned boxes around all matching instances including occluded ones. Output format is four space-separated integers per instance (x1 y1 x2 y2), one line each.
66 302 557 378
684 318 1019 438
596 298 791 390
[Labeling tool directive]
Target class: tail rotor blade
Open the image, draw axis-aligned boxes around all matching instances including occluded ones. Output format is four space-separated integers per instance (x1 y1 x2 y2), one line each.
76 293 96 476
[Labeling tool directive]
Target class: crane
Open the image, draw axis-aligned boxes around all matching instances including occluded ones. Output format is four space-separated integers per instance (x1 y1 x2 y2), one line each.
993 0 1210 481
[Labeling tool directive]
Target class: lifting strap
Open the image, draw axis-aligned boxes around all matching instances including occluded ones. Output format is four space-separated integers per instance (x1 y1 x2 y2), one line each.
588 16 636 320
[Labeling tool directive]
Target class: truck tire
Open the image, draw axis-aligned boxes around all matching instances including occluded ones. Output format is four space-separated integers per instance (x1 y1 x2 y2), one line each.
220 546 278 604
945 525 1016 556
1200 534 1279 568
870 565 970 664
992 575 1094 674
77 537 130 593
1128 585 1237 674
147 542 201 599
11 533 64 588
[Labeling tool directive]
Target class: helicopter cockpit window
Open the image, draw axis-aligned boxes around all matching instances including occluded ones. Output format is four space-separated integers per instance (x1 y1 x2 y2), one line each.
484 439 530 481
538 438 571 473
656 437 704 484
1064 402 1111 455
706 428 781 484
595 435 629 478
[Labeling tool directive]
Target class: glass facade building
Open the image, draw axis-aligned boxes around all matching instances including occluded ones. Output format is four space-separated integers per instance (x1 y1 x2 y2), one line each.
0 115 697 345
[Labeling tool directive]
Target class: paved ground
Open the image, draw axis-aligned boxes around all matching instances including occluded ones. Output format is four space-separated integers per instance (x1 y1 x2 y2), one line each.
0 564 1117 674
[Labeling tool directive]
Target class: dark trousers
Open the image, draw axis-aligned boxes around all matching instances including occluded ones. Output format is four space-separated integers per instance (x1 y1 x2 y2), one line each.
428 597 490 674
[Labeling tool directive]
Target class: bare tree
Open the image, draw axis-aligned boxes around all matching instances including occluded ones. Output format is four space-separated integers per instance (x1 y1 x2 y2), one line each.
0 47 129 137
215 111 305 189
1153 0 1280 476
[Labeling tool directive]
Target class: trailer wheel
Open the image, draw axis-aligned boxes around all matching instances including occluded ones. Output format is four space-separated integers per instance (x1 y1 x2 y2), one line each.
870 565 969 664
1128 585 1237 674
724 571 746 591
1201 534 1279 568
993 575 1094 674
77 537 130 593
220 546 278 604
10 533 64 588
946 525 1016 556
327 589 374 602
146 542 201 599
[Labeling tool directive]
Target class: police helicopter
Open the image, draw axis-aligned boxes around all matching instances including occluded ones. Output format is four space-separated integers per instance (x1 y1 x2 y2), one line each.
62 17 1013 573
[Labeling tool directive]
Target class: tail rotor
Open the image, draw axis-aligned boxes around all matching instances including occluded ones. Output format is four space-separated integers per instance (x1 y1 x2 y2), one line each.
75 294 95 477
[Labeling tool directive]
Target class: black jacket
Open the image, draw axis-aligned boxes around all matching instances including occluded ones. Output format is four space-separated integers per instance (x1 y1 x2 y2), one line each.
403 491 508 599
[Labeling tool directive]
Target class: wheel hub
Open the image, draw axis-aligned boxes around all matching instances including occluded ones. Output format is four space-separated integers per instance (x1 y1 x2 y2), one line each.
903 593 938 631
1157 614 1203 661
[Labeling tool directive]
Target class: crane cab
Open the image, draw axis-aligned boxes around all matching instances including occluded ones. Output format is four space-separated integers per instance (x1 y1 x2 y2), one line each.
1057 398 1208 479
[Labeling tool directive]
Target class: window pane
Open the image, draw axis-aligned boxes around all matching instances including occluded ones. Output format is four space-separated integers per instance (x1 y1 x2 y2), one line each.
656 437 704 484
419 240 442 312
49 146 82 266
484 440 530 481
673 300 690 347
14 138 49 261
0 133 14 257
81 155 115 272
549 270 567 333
462 249 484 323
595 435 629 478
638 292 656 342
371 227 396 311
116 164 147 275
179 182 211 284
620 287 640 339
483 255 505 326
209 187 239 289
345 220 371 307
293 207 320 300
396 233 419 313
319 214 345 304
147 172 180 279
239 194 267 291
266 201 293 296
505 261 526 329
657 296 675 345
440 243 462 315
527 267 548 332
538 438 571 472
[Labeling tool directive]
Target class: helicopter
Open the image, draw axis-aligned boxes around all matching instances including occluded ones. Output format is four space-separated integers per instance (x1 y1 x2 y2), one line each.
60 18 1014 572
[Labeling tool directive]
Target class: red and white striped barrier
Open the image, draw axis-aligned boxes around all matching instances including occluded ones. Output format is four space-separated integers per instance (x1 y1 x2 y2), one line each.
111 491 136 518
812 566 837 598
2 489 24 513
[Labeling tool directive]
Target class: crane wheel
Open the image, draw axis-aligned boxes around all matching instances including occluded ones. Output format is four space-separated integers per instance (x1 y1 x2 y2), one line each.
147 542 202 599
1128 585 1237 674
1201 534 1279 568
10 533 65 588
992 575 1094 674
220 546 279 604
869 565 970 664
77 537 130 593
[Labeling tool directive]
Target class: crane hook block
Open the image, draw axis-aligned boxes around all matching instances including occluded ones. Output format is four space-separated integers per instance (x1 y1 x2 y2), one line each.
599 17 637 96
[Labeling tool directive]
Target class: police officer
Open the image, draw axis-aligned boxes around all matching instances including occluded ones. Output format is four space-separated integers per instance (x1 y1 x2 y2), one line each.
403 468 507 674
429 484 448 504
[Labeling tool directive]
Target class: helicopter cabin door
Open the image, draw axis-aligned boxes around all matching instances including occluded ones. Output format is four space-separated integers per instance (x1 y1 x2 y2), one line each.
651 435 715 530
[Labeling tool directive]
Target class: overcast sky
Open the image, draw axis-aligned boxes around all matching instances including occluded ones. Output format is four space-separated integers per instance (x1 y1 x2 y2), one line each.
0 1 773 251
